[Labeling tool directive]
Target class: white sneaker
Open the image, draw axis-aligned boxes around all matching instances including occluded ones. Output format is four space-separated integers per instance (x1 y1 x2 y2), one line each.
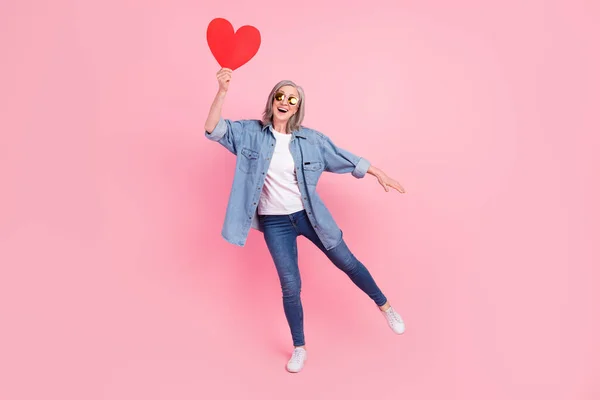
286 347 307 373
382 306 405 334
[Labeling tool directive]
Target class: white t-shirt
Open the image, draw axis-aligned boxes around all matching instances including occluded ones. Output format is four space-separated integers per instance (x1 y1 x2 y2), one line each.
258 127 305 215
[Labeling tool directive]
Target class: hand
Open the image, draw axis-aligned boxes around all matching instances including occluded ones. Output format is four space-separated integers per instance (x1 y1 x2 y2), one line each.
376 172 406 194
216 68 232 93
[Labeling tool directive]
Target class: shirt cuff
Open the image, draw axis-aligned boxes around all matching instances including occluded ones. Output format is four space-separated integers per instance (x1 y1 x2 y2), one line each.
352 157 370 179
205 118 227 141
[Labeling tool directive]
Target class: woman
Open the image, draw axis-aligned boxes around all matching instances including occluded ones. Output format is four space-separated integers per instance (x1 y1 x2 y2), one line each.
204 68 406 373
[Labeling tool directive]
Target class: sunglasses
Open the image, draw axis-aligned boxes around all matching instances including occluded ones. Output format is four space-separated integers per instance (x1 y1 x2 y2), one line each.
274 91 299 106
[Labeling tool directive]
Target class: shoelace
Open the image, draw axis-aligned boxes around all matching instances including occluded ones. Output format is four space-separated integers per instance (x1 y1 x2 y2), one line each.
291 349 305 363
386 308 402 324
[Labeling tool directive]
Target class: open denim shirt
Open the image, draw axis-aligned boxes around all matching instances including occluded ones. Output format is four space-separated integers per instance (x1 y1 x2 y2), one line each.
205 118 370 250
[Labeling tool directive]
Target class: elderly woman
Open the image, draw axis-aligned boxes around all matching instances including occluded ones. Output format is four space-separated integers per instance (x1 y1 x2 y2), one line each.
204 68 406 373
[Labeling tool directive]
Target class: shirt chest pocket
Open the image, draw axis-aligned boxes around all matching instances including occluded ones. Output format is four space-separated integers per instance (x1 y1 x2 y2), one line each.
239 147 259 173
302 161 323 186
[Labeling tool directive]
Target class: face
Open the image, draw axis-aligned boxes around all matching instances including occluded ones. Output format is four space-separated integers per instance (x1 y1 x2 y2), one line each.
272 85 300 123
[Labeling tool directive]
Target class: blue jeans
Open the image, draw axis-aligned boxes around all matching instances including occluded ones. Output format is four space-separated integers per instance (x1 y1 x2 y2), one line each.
259 209 388 347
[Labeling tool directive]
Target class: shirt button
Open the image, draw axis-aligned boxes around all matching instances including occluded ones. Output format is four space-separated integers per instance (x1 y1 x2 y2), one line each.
304 197 307 200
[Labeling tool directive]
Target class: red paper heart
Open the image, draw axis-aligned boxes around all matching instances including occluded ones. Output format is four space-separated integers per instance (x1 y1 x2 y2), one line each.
207 18 261 70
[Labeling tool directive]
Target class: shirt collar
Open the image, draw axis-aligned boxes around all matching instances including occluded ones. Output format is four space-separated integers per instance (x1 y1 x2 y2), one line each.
263 122 307 139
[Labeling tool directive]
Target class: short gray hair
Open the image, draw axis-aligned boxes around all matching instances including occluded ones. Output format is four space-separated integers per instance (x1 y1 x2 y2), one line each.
262 80 306 133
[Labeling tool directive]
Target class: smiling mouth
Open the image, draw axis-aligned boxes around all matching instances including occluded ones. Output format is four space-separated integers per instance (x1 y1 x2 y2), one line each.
277 107 288 113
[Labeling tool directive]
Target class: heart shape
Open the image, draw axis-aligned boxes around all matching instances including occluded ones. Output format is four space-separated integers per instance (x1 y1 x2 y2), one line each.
206 18 261 70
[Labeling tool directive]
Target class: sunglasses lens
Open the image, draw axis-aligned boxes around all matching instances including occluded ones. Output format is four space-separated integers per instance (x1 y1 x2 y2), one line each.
288 97 298 105
274 92 284 101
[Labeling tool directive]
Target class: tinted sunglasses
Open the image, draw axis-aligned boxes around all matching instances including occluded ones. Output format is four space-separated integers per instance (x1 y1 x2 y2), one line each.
274 91 299 106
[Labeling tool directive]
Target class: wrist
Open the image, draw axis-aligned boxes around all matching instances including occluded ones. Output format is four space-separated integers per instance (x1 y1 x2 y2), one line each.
368 165 381 177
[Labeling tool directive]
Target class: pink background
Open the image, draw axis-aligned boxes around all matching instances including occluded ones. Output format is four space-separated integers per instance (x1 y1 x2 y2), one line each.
1 1 599 399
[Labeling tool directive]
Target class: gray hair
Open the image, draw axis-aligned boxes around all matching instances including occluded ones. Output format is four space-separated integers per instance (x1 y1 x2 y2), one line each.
262 80 306 133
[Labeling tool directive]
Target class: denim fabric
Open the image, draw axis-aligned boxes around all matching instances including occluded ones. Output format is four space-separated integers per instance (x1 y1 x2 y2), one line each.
260 209 387 347
205 118 370 250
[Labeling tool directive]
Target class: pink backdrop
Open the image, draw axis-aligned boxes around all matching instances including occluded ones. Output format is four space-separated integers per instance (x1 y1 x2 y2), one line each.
1 1 599 399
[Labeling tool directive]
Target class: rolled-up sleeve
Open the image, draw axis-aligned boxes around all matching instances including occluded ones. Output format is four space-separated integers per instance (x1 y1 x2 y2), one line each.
205 118 247 155
321 135 371 179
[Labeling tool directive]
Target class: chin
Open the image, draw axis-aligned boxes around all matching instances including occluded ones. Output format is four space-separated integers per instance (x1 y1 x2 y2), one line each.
274 114 290 123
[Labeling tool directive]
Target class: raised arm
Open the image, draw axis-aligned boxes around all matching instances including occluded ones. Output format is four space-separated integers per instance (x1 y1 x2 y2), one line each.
205 68 232 133
203 69 250 155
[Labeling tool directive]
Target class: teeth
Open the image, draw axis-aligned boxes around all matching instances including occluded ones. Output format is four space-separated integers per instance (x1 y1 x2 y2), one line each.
278 108 287 112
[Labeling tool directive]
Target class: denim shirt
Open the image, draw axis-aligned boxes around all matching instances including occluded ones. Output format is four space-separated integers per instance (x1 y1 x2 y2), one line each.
205 118 370 250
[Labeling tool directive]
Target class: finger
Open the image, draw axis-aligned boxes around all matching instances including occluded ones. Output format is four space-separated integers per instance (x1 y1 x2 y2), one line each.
389 180 404 193
380 180 389 192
